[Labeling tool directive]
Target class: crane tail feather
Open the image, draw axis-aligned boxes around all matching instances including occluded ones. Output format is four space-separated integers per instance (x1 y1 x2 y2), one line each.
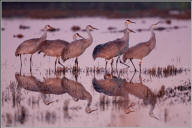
122 54 127 63
15 50 19 56
92 79 103 93
92 44 103 60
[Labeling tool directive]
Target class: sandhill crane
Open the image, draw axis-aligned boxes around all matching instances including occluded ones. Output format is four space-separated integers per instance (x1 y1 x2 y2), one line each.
38 33 84 71
61 25 98 69
62 76 97 113
92 20 135 70
123 22 161 72
15 25 53 72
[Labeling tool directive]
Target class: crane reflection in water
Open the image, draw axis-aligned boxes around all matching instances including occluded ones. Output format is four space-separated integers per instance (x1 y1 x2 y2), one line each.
92 71 165 119
15 71 97 114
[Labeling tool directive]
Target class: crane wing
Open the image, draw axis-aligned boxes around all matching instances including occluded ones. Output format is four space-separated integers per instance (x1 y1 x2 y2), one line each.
123 42 151 60
93 39 123 59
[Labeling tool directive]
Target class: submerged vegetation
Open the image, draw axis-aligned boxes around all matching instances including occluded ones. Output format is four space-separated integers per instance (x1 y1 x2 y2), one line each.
143 65 189 78
2 70 191 126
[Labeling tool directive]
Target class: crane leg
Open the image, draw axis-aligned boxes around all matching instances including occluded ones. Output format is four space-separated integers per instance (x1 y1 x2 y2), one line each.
55 58 58 72
119 59 130 68
19 55 22 75
19 55 22 68
130 59 137 72
130 71 136 83
58 58 65 67
30 54 33 72
116 56 120 70
139 60 142 72
77 58 79 67
105 60 108 71
75 57 78 68
110 58 114 70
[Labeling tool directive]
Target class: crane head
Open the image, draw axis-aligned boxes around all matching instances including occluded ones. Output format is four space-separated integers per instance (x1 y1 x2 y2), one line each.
44 25 54 31
125 19 136 24
73 33 84 41
76 33 84 39
86 25 98 31
150 21 162 30
125 19 136 27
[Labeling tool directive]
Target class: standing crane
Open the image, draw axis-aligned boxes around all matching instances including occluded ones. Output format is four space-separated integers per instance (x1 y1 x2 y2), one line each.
15 25 53 72
38 33 83 71
92 20 135 70
123 22 161 72
61 25 98 69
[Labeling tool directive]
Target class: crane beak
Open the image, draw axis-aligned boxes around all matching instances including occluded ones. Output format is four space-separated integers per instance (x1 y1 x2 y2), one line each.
130 21 136 24
88 25 98 30
153 21 162 26
150 21 161 29
126 19 136 24
92 27 98 30
47 25 55 30
130 29 136 33
77 33 84 39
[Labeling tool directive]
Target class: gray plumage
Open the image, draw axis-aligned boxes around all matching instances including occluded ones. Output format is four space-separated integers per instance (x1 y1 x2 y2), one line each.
15 73 42 92
62 76 96 113
123 30 156 61
15 38 43 56
92 19 136 69
62 39 89 61
92 74 128 97
38 33 82 57
38 33 83 70
92 73 164 118
15 73 67 105
62 77 92 102
61 25 98 64
15 25 52 56
15 25 53 71
39 39 69 58
122 22 160 72
15 73 66 95
92 28 134 60
41 77 67 95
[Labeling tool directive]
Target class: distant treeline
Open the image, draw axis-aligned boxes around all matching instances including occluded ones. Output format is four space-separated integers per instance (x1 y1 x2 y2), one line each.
2 2 191 19
3 2 190 11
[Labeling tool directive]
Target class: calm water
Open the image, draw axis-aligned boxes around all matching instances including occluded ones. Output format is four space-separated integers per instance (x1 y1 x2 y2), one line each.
1 17 191 127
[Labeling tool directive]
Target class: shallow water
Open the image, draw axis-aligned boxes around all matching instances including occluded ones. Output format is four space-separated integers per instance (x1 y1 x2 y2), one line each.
1 17 191 127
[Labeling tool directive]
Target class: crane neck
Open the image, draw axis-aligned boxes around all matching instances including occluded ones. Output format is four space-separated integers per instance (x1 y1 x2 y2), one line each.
122 22 130 41
41 30 48 41
73 35 77 41
121 29 130 43
86 29 93 43
149 26 155 38
37 30 47 46
145 28 156 50
86 93 92 107
85 93 93 113
125 23 129 29
149 28 155 42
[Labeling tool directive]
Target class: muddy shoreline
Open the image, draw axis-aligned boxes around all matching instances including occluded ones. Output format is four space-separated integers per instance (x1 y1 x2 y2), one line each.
2 9 191 19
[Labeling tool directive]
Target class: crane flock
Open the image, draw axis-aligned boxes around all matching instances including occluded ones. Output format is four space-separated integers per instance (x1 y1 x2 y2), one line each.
15 20 161 72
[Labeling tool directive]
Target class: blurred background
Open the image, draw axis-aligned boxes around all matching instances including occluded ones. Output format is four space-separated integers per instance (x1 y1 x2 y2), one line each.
2 2 191 19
